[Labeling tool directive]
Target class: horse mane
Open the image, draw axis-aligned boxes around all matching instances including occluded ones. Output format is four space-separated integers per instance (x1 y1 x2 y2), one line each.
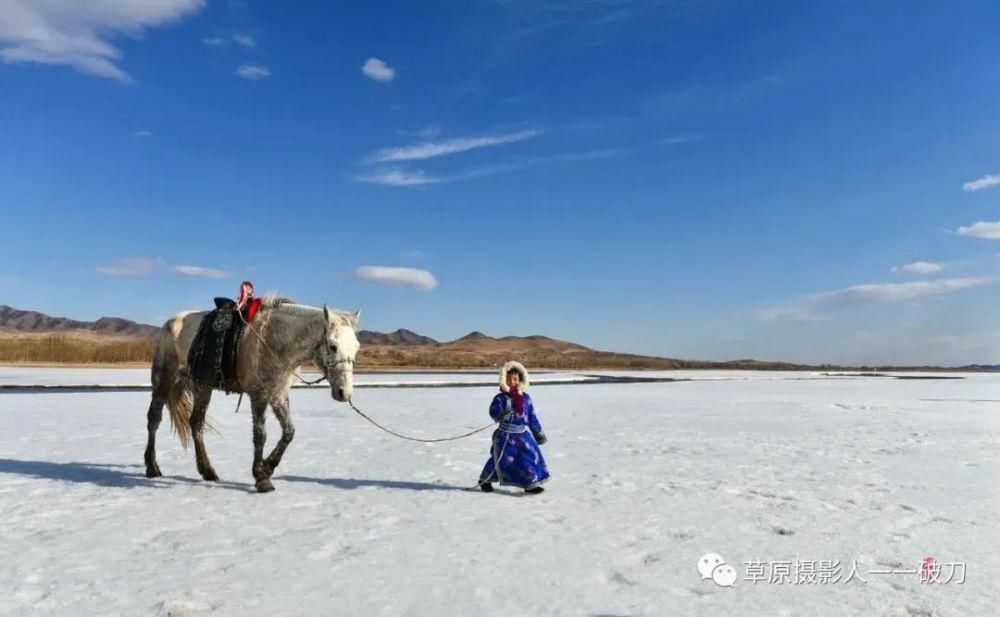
261 292 295 308
258 293 354 327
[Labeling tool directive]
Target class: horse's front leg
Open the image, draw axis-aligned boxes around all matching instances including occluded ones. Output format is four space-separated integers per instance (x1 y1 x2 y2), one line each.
261 395 295 480
250 396 273 493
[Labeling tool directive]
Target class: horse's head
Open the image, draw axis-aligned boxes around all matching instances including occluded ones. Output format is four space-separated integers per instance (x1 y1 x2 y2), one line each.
316 305 361 402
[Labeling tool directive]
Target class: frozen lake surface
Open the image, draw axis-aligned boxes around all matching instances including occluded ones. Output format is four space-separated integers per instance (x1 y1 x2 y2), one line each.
0 369 997 616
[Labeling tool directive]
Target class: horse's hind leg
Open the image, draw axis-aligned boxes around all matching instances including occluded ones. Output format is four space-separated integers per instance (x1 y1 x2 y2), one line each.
189 384 219 481
143 389 168 478
250 396 274 493
261 395 295 479
144 355 174 478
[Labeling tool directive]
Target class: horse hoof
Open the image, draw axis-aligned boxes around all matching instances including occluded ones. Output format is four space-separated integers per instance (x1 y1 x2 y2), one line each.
201 470 220 482
145 466 162 478
255 479 275 493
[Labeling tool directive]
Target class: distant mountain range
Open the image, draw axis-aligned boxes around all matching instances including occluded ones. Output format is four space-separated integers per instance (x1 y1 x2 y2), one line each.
0 305 160 338
359 328 437 346
0 305 580 349
0 305 439 346
1 304 997 371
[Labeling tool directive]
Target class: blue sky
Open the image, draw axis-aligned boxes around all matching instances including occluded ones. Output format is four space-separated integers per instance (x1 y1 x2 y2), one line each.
1 1 999 365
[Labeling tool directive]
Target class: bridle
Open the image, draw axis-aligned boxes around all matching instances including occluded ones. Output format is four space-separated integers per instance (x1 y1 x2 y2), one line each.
317 329 355 382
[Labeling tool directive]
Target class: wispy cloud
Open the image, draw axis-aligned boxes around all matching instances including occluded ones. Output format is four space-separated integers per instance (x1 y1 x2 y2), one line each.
353 266 438 291
957 221 1000 240
356 147 626 187
813 278 991 307
203 33 255 48
236 64 270 80
759 277 994 321
895 261 943 275
169 265 230 279
362 57 395 82
369 129 540 163
756 308 830 323
232 33 255 48
95 257 230 278
134 130 153 138
962 174 1000 192
0 0 205 81
491 0 721 55
662 134 703 145
94 257 163 277
354 169 444 186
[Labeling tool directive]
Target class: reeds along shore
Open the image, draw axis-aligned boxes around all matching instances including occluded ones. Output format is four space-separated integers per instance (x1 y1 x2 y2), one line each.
0 333 155 365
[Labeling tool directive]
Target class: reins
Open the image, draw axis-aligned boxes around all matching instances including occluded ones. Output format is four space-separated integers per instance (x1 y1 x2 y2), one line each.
348 399 496 443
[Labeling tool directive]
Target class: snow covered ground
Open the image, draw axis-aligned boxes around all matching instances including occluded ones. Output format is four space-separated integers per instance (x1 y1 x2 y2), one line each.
0 370 997 616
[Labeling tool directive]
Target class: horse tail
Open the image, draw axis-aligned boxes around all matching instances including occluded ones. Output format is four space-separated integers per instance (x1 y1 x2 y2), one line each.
167 378 193 450
156 316 194 450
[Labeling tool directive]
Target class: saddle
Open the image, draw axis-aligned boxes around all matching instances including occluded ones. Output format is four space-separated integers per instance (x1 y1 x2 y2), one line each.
187 282 262 393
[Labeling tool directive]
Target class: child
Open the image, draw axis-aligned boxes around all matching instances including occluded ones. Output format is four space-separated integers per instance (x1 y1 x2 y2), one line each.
478 361 550 494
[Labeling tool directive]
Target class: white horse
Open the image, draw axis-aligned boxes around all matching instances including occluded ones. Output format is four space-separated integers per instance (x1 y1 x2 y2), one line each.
143 296 360 492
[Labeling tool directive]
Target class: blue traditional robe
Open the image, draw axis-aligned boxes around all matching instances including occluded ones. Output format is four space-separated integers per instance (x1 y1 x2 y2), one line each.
479 391 550 489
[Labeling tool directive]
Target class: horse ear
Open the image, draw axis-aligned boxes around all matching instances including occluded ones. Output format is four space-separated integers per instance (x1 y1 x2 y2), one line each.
323 304 331 324
351 309 361 329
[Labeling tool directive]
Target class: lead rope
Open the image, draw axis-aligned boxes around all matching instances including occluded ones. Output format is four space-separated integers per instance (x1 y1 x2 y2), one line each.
348 399 496 444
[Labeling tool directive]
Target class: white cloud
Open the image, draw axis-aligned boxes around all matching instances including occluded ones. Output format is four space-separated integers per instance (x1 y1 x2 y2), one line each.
203 34 254 48
353 266 438 291
956 221 1000 240
0 0 204 81
169 265 229 279
354 169 444 186
232 33 255 48
95 257 229 278
813 277 991 306
369 129 540 162
899 261 943 275
447 147 626 181
134 130 152 138
94 257 162 276
962 174 1000 192
758 277 994 322
362 57 395 82
355 147 625 188
236 64 270 80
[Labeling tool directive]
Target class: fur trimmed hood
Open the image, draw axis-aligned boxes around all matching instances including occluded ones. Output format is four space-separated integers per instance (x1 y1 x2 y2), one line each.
499 360 529 392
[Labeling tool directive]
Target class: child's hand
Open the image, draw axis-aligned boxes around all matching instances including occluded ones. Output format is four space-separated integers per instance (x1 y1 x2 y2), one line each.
533 430 548 445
